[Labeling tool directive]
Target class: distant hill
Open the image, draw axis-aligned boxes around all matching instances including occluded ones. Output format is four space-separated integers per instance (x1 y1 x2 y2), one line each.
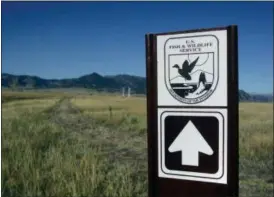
1 73 272 102
1 73 146 94
249 93 273 103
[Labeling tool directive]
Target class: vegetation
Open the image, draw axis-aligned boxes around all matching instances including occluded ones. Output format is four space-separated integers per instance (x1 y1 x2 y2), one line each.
1 90 273 197
1 90 83 104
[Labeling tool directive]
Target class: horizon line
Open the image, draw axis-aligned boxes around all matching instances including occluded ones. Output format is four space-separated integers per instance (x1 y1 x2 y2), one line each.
2 71 146 80
1 72 273 95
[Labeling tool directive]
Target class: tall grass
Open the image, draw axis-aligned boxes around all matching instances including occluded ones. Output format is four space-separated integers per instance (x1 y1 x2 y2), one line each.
238 103 273 196
1 93 273 197
2 96 147 197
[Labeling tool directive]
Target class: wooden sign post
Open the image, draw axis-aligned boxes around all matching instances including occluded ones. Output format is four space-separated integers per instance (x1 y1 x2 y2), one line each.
146 25 239 197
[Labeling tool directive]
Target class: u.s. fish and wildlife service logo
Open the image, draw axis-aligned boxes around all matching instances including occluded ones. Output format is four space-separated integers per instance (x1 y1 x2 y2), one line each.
165 35 219 104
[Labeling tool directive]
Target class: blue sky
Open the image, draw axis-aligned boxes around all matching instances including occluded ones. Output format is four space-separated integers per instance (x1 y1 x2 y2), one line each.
1 1 273 93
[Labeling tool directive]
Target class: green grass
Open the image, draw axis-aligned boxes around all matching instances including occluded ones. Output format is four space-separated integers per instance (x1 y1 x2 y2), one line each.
238 103 273 196
1 92 273 197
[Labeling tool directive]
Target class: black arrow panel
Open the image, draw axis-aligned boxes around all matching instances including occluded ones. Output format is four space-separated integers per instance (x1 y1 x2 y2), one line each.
164 115 220 174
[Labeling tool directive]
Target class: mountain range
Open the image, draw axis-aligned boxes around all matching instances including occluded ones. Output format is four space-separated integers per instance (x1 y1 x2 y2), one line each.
1 73 273 102
2 73 146 94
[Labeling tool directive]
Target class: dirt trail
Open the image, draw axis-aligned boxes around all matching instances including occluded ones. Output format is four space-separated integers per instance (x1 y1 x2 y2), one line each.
43 97 147 166
44 97 92 133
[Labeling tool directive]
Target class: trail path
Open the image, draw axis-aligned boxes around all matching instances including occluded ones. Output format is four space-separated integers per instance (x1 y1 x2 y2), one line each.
44 97 147 168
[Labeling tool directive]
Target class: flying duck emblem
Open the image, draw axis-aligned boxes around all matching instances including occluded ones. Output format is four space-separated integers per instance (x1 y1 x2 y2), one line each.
172 57 199 80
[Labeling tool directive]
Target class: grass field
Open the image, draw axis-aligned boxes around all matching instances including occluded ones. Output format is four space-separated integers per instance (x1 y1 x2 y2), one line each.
1 90 273 197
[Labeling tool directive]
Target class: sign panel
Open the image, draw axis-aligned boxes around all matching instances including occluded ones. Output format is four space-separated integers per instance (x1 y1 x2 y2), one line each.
157 30 228 107
158 108 227 184
146 26 238 197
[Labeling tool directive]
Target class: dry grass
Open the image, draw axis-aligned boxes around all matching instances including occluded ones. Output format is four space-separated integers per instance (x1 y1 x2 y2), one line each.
71 95 146 115
1 92 273 197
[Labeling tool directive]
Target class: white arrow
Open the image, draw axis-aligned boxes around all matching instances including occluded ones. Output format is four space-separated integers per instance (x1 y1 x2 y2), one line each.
168 120 213 166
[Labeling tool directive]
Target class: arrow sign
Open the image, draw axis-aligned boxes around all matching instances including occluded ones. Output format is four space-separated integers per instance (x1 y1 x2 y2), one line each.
168 120 214 166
